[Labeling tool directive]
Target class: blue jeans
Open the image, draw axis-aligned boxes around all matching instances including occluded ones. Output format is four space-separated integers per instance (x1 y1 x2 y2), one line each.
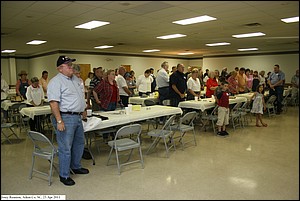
269 86 284 112
103 102 117 111
51 114 85 178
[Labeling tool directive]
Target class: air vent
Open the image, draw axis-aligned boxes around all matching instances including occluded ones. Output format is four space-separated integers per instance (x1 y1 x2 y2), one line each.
244 22 262 27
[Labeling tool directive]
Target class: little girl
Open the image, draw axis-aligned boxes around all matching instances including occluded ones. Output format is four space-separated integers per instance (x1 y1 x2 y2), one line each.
251 84 268 127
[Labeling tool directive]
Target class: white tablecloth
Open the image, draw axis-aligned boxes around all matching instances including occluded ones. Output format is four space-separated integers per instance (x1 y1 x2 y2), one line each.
1 100 27 111
178 96 247 112
129 96 159 106
83 105 182 132
236 93 255 101
19 105 51 119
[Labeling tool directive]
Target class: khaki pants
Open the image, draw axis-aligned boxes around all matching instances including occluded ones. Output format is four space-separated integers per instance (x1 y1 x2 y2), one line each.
217 106 229 126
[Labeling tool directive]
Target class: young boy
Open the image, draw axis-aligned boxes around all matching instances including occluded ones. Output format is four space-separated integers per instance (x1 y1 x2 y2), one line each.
215 81 230 137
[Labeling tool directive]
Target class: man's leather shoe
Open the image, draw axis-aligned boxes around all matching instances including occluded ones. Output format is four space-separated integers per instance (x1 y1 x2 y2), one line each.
71 168 89 174
59 176 75 186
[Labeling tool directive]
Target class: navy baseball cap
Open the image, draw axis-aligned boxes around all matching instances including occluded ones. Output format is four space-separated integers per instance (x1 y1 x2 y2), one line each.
57 55 76 67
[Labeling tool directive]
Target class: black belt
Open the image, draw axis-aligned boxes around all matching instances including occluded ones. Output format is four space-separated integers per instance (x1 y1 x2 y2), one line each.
60 111 83 115
159 86 169 89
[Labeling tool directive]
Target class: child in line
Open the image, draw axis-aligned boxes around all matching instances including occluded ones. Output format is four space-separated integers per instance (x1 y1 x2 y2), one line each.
251 84 268 127
215 81 230 137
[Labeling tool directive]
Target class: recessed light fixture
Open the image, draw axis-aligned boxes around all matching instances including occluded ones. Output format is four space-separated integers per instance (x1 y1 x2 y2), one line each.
206 42 231 46
143 49 160 52
173 15 217 25
157 34 186 39
238 48 258 51
26 40 47 45
281 16 299 23
178 52 194 55
1 49 16 53
232 32 265 38
94 45 114 49
75 20 110 30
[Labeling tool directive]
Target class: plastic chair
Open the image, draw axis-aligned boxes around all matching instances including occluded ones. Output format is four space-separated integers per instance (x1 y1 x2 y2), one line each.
146 114 177 158
201 105 219 134
107 124 144 174
170 111 197 150
27 131 58 185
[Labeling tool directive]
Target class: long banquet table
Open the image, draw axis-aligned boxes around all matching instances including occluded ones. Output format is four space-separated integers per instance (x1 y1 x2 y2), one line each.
178 96 247 112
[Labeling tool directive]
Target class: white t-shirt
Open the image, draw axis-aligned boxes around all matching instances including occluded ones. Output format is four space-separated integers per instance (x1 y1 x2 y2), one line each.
26 85 44 105
116 74 129 96
187 77 201 92
136 75 153 93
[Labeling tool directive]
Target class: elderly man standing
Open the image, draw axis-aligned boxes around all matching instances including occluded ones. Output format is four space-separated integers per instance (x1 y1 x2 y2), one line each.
268 64 285 114
169 63 187 107
116 66 131 107
156 61 170 105
47 55 89 186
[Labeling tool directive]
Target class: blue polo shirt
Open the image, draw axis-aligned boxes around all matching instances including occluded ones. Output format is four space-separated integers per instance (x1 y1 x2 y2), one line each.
47 73 86 113
268 71 285 86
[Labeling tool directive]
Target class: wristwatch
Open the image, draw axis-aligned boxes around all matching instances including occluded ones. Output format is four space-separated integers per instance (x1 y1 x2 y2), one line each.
57 120 62 124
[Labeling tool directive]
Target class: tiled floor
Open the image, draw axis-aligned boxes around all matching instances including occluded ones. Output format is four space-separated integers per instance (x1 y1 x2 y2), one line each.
1 107 299 200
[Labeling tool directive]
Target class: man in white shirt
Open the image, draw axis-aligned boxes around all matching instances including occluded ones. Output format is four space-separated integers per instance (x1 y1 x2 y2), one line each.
115 66 131 107
156 61 170 105
136 69 153 97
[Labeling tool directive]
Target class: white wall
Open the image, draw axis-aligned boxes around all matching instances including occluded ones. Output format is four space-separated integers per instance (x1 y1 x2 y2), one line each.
2 52 298 85
202 53 299 83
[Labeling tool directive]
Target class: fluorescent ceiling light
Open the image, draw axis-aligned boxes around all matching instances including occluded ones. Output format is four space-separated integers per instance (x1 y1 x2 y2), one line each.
157 34 186 39
281 16 299 23
173 15 217 25
232 32 265 38
178 52 194 55
143 49 160 52
1 50 16 53
238 48 258 51
94 45 114 49
206 42 231 46
26 40 47 45
75 20 110 30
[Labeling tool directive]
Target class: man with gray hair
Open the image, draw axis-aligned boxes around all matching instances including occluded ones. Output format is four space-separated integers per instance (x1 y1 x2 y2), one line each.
115 66 131 107
156 61 170 105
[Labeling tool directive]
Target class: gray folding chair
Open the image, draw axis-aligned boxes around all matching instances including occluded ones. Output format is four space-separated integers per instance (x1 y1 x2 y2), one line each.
146 114 177 158
1 123 20 144
201 105 219 134
144 99 159 131
170 111 197 150
229 102 243 130
265 95 277 117
27 131 58 186
107 124 144 174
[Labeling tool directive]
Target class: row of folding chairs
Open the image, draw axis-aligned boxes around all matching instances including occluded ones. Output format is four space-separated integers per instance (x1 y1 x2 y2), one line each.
26 111 198 185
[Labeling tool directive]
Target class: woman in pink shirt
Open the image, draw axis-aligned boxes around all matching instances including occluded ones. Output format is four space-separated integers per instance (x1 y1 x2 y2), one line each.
245 68 253 92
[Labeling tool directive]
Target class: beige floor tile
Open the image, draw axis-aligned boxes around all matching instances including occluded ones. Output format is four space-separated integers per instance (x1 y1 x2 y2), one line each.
1 107 299 200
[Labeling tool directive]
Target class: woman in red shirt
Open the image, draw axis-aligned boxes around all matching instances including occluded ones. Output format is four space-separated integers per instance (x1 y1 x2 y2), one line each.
205 71 219 98
93 69 120 111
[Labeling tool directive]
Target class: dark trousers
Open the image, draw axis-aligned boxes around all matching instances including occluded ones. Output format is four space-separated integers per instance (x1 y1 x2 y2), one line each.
158 87 170 105
269 86 284 112
170 97 185 107
119 95 129 107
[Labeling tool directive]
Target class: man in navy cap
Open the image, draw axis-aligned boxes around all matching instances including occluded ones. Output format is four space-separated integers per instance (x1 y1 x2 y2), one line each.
48 56 89 186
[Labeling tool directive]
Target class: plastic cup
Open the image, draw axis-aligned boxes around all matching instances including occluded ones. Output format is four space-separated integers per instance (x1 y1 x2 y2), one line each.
194 96 198 101
87 109 92 117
